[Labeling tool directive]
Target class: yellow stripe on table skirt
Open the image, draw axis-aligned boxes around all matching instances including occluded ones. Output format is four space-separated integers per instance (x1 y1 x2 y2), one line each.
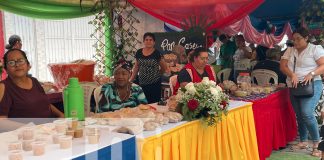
138 103 259 160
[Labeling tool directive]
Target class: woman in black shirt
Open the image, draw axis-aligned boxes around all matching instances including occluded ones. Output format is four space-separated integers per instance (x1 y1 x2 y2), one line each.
130 33 169 103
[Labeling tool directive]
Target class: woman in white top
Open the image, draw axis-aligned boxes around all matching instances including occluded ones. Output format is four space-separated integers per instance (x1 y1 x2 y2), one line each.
280 27 324 157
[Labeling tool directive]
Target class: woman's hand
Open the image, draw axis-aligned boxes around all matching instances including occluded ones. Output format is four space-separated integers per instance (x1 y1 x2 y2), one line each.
290 73 299 88
302 73 313 85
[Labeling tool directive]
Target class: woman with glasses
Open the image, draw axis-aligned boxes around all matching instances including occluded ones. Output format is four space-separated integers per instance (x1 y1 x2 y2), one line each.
280 27 324 157
0 49 64 120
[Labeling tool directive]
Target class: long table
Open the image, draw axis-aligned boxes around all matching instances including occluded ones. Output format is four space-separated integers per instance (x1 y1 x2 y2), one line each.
0 128 136 160
231 89 297 160
137 101 260 160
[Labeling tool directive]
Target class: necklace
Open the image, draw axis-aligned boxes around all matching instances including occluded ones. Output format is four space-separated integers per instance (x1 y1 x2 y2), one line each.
116 84 130 102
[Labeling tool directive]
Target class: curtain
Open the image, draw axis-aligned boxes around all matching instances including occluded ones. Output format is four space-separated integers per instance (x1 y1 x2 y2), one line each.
127 0 264 31
0 0 96 19
221 16 293 48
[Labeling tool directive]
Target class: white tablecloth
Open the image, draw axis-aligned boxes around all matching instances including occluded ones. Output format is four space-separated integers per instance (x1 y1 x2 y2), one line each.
0 128 135 160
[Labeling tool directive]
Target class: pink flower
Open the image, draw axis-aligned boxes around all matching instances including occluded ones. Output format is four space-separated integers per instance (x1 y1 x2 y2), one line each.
187 99 199 111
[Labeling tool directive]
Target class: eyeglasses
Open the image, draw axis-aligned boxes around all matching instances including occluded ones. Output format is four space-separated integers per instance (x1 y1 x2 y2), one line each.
7 58 27 67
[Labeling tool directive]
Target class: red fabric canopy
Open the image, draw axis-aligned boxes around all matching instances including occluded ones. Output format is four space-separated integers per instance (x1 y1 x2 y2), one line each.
128 0 264 31
221 16 293 48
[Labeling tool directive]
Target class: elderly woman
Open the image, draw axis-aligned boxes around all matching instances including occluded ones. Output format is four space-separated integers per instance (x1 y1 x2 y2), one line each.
97 59 148 112
0 49 64 131
280 27 324 157
173 48 216 95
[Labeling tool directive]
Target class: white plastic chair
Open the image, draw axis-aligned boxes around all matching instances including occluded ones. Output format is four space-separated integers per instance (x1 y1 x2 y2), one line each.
217 68 232 82
80 82 98 116
234 59 251 71
251 69 278 85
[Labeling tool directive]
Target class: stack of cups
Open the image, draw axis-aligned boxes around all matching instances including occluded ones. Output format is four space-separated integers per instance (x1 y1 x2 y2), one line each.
21 127 35 151
8 141 22 151
8 141 23 160
65 118 83 139
85 127 100 144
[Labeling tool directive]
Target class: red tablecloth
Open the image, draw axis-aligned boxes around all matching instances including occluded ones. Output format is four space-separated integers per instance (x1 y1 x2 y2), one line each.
251 89 297 160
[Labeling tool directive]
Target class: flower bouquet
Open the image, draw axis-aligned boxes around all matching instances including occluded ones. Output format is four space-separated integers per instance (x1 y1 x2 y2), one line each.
176 77 229 126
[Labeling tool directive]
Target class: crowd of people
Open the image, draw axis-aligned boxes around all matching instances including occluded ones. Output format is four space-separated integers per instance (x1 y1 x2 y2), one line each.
1 28 324 159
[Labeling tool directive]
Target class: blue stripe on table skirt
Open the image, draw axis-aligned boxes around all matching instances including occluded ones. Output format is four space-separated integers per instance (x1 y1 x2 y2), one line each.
73 136 137 160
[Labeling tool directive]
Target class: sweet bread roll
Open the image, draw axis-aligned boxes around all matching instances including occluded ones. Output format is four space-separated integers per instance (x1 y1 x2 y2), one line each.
164 112 183 123
144 121 160 131
234 90 248 97
108 118 143 126
223 80 236 90
138 104 151 110
154 113 165 125
162 116 169 125
167 96 178 112
114 124 143 135
138 111 156 119
92 112 121 118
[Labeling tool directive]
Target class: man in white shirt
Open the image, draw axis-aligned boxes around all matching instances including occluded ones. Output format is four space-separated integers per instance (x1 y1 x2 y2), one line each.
233 35 252 80
233 35 252 61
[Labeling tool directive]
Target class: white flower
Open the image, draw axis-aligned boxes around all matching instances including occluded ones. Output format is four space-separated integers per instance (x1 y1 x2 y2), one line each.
209 80 216 86
185 82 196 94
215 85 223 91
210 87 220 97
202 77 210 85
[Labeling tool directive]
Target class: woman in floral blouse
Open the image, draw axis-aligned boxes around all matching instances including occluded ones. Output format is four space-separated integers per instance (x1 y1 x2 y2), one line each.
96 59 148 112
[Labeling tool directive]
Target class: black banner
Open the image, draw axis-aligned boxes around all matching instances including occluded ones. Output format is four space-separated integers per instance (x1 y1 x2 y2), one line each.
153 31 206 54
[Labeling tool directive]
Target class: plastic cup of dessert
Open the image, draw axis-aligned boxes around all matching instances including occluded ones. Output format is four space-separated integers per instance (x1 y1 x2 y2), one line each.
66 118 79 130
59 136 73 149
87 134 100 144
74 128 83 138
85 126 100 135
52 133 65 144
22 139 35 151
53 120 67 133
31 141 46 156
8 141 22 151
65 129 75 138
21 127 34 140
8 150 23 160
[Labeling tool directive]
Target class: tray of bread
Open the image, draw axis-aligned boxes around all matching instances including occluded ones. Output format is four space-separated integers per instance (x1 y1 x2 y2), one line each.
221 80 286 97
91 104 183 132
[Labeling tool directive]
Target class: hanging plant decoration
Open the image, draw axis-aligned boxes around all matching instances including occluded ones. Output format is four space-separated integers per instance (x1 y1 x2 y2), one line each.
86 0 141 76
